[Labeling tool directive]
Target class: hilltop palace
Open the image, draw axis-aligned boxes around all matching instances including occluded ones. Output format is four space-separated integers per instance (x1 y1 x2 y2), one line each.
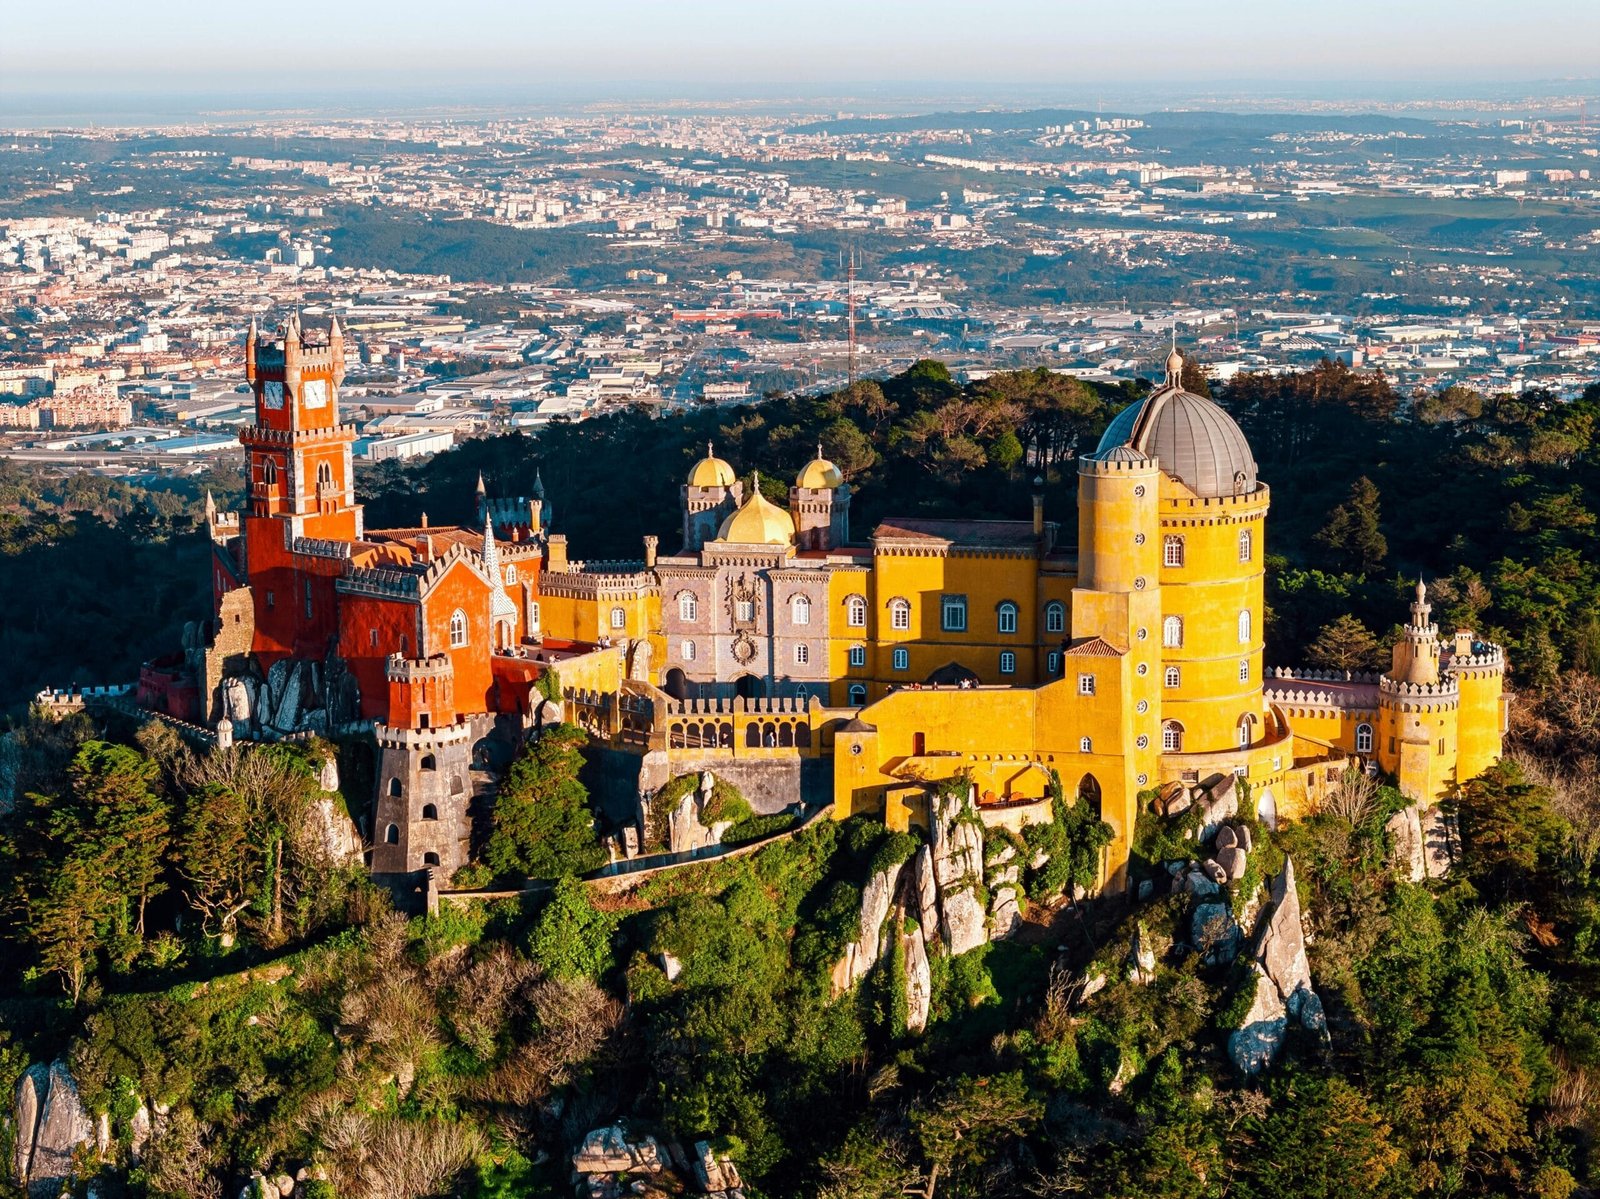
136 318 1505 890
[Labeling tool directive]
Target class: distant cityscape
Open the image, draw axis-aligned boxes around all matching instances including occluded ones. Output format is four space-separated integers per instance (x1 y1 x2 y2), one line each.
3 102 1600 478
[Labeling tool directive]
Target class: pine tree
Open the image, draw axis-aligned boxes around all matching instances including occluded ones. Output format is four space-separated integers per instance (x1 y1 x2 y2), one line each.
1314 476 1388 574
1307 614 1384 674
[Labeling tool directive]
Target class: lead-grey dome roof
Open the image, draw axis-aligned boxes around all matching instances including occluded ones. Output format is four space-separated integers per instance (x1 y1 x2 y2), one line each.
1094 353 1257 497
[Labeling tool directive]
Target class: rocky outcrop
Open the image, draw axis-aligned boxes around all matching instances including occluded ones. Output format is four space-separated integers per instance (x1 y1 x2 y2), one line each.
902 924 932 1033
930 786 988 956
1421 805 1454 878
1228 856 1328 1074
662 773 734 855
572 1125 745 1199
1387 804 1426 881
831 861 907 994
1128 921 1157 984
572 1124 668 1178
14 1060 94 1197
912 845 940 937
693 1140 743 1195
1191 901 1241 964
985 843 1023 941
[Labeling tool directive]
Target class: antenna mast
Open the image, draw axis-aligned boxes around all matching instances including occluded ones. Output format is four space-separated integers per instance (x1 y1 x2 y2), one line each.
846 247 858 387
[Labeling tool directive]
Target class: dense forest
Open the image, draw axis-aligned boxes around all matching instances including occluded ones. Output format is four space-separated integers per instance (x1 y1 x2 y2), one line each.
5 360 1600 1197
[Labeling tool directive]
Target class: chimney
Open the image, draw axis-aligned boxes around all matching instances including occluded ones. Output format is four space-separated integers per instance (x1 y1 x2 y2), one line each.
1031 476 1045 540
420 512 429 528
643 535 658 570
546 533 569 574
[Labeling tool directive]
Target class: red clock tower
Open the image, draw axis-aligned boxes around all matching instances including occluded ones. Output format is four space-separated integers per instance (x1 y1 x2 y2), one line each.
240 314 361 661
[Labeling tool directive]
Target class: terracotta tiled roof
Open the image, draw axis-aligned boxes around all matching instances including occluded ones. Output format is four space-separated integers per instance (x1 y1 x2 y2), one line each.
1064 636 1123 657
872 518 1039 547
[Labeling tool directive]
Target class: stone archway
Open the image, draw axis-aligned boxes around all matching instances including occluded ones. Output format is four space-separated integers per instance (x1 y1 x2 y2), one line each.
734 673 762 700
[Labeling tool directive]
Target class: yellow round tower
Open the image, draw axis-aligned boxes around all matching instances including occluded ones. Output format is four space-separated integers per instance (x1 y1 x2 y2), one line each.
1092 349 1271 761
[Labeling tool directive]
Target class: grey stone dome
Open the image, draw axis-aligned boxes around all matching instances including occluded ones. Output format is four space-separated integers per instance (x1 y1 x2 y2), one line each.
1094 365 1257 498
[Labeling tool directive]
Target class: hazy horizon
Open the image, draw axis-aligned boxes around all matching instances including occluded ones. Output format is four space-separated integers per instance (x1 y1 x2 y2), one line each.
5 0 1599 124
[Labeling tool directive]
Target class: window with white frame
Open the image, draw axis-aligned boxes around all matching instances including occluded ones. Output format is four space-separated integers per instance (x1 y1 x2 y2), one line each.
1165 665 1180 688
997 602 1018 635
1163 615 1183 648
1080 736 1092 753
846 595 867 627
1163 535 1185 568
892 647 909 670
679 591 697 622
941 594 967 632
889 598 910 630
1238 715 1255 748
792 596 810 626
506 565 517 584
1045 601 1065 634
1239 659 1250 683
1355 722 1374 754
682 640 696 661
735 599 755 622
1162 721 1184 752
527 601 540 631
795 644 810 665
1078 673 1095 696
449 608 468 648
849 645 866 668
610 607 626 630
1238 529 1253 562
1000 651 1016 674
1238 609 1251 643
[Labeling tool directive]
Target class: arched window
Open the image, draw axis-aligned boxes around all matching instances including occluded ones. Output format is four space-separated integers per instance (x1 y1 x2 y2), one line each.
1045 601 1065 634
892 647 909 671
848 683 867 706
1239 659 1250 683
846 595 867 627
889 598 911 631
610 607 626 630
262 459 278 485
678 591 697 622
1355 722 1374 754
1237 713 1257 748
387 777 402 797
506 565 517 584
791 595 811 626
419 754 436 772
421 803 438 821
1164 666 1180 688
1162 615 1183 648
1163 535 1185 568
316 461 333 489
1080 736 1092 753
384 824 399 844
449 608 468 648
1238 529 1253 562
1162 721 1184 753
1238 609 1251 644
422 852 440 867
997 601 1018 635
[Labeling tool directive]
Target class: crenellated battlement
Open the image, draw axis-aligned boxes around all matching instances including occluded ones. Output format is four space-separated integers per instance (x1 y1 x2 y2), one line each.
1270 667 1383 684
292 536 353 561
385 653 453 683
338 567 424 600
1381 675 1460 702
1078 454 1156 477
373 717 476 751
663 693 820 717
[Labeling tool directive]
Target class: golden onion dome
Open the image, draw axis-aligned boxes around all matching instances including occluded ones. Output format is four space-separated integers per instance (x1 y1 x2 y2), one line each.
687 441 737 488
716 476 797 545
796 442 845 490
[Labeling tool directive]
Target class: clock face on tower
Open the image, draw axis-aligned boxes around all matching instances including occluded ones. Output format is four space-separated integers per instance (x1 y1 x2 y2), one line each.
302 379 329 408
263 381 284 410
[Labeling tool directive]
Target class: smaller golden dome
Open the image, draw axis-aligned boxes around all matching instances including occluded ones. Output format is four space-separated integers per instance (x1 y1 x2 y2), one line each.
688 441 736 488
716 475 796 545
796 442 844 490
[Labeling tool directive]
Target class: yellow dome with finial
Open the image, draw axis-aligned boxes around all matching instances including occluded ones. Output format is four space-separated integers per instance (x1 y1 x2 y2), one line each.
716 475 796 545
796 442 844 490
688 441 737 488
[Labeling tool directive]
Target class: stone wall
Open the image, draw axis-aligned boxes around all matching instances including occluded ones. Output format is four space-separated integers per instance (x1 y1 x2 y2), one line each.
637 750 829 815
203 586 257 722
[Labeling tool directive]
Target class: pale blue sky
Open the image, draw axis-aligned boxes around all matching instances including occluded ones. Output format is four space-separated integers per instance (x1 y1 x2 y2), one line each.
4 0 1596 98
